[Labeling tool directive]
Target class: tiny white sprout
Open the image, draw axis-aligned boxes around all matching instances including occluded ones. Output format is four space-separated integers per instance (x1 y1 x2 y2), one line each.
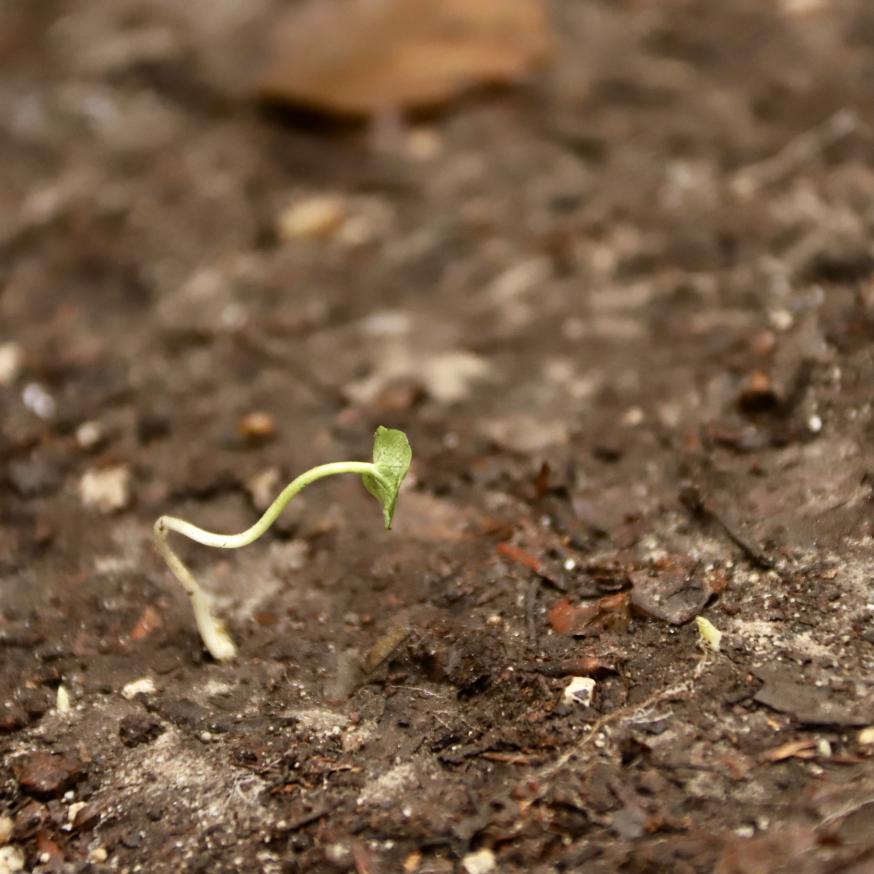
695 616 723 652
153 427 412 662
56 685 71 713
563 676 596 707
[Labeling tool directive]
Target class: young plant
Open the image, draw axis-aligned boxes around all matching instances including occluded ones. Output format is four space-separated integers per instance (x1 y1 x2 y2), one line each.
154 426 412 661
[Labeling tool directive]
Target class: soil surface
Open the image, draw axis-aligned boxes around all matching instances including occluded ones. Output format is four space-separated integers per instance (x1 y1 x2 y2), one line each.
3 2 874 872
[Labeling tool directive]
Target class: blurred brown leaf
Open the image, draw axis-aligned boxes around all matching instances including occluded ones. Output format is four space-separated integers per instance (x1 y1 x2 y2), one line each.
257 0 552 115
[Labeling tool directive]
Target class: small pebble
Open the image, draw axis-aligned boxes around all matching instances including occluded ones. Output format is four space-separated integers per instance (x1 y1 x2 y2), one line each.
857 726 874 745
75 420 105 450
462 848 496 874
238 411 277 444
0 816 12 845
0 845 25 873
277 195 346 241
22 382 56 419
0 342 23 386
79 465 131 513
121 677 156 700
563 676 596 707
89 847 108 863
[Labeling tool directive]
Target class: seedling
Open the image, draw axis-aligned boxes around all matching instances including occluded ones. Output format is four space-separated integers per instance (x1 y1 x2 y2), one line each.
695 615 722 652
154 427 412 661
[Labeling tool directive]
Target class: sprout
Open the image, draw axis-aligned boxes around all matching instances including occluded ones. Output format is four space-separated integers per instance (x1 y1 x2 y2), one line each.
154 427 412 661
695 615 722 652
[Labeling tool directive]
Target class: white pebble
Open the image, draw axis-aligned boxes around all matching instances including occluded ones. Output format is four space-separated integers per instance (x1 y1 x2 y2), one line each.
563 676 596 707
121 677 156 700
75 420 105 450
0 845 25 873
79 465 131 513
22 382 56 419
462 848 496 874
858 726 874 745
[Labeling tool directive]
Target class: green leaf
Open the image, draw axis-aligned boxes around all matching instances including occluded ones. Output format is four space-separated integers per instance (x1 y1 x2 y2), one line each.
363 426 412 529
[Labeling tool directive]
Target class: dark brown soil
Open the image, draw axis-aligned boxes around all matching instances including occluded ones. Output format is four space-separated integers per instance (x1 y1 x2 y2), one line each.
3 2 874 872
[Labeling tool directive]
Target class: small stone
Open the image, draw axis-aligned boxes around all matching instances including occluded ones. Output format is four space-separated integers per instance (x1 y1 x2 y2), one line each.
406 128 441 161
0 817 12 845
858 726 874 745
12 751 85 798
238 411 277 444
119 713 164 747
0 342 23 387
79 465 131 513
0 845 25 873
75 420 106 450
89 847 108 863
462 848 496 874
277 195 346 241
21 382 56 419
563 676 596 707
121 677 156 700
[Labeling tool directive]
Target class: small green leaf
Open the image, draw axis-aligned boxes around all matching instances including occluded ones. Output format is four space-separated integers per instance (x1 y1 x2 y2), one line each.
363 426 412 529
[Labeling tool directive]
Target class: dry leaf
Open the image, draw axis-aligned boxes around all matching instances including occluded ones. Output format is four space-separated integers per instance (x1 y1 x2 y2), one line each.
258 0 552 115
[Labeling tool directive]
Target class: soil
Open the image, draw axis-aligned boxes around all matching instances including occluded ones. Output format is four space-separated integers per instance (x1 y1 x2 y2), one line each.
3 1 874 872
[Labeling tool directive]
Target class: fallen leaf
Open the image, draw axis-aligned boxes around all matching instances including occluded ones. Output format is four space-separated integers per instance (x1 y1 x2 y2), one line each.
257 0 553 116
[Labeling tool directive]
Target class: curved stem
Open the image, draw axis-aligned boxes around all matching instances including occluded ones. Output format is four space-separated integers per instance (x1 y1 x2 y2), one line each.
154 461 387 661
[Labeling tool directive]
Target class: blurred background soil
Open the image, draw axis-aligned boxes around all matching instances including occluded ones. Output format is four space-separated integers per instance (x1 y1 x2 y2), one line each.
3 1 874 872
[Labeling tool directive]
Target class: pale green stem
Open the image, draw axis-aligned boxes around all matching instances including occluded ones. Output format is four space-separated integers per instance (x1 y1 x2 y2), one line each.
154 461 387 662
